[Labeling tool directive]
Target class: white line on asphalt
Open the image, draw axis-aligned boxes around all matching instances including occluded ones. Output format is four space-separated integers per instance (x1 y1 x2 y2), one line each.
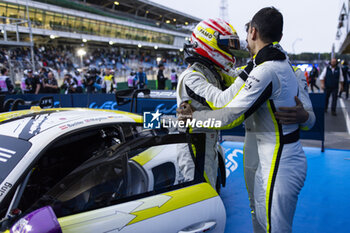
339 98 350 135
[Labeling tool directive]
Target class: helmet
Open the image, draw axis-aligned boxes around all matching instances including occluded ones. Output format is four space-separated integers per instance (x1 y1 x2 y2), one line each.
190 18 240 71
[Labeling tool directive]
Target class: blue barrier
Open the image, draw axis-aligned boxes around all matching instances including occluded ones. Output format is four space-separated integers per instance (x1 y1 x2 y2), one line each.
2 92 324 149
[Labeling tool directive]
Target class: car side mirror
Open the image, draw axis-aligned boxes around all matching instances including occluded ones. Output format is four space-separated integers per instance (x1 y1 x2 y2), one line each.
10 206 62 233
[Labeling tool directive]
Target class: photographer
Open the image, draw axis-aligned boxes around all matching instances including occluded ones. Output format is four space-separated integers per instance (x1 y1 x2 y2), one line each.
24 70 41 94
61 73 77 94
73 70 84 93
84 67 103 93
42 71 59 93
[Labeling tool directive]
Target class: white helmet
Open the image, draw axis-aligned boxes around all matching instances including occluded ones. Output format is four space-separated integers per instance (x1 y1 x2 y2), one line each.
191 18 240 71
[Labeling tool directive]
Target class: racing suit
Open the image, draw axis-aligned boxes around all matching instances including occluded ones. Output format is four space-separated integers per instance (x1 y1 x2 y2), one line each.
192 44 312 233
176 60 242 187
243 65 315 233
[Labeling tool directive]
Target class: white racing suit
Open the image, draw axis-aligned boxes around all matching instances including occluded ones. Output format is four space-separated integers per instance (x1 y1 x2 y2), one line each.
176 61 242 187
244 65 315 233
192 45 314 233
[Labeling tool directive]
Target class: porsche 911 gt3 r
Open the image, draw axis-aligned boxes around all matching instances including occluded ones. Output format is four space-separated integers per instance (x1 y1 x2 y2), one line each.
0 108 226 233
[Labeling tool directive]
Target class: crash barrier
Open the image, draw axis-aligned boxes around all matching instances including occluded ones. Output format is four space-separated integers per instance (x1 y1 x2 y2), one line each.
2 92 325 150
1 96 55 112
117 80 174 90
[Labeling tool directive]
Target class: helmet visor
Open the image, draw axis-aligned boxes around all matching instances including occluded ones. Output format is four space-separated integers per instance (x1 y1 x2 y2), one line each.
218 35 240 55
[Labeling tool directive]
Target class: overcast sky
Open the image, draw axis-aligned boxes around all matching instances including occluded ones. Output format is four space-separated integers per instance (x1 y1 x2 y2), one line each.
150 0 343 54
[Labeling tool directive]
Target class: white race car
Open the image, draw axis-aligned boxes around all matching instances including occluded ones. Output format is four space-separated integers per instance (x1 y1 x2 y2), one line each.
0 108 226 233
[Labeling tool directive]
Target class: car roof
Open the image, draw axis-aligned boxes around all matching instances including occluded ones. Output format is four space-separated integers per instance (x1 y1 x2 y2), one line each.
0 108 142 140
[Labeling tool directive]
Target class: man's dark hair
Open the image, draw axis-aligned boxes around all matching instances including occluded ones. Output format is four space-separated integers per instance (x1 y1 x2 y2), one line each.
1 67 7 75
251 7 283 43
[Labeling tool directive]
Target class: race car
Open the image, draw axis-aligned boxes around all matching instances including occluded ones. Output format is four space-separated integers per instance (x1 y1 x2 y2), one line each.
0 108 226 233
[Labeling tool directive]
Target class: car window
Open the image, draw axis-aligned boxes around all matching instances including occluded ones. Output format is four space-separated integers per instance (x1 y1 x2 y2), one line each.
25 133 205 218
33 156 127 218
152 162 176 191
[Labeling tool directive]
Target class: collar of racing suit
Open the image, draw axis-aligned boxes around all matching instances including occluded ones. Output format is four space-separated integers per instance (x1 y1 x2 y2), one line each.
238 43 286 82
254 43 286 66
185 54 227 89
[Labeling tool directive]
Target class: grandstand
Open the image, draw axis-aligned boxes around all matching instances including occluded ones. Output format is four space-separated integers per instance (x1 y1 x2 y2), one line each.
0 0 200 49
0 0 202 86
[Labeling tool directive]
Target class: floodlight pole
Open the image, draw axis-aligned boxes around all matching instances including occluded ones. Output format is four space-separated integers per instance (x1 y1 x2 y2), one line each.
26 0 35 72
80 54 83 67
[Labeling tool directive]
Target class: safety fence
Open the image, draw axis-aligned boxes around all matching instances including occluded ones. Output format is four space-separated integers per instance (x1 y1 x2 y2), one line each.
0 92 325 150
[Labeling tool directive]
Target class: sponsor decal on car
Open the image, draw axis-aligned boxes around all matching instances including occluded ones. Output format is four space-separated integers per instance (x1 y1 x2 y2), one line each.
0 182 13 197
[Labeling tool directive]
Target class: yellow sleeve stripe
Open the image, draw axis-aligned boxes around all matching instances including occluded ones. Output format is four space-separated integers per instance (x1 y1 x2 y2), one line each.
206 83 246 110
209 114 245 130
292 66 299 72
236 65 247 71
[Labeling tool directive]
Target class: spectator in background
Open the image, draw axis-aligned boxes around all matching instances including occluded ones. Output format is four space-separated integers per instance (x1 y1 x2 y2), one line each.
339 60 349 99
73 70 84 93
157 63 167 90
135 67 147 89
61 73 77 94
304 69 309 87
24 70 41 94
83 67 100 93
170 68 178 90
42 71 59 93
0 68 14 94
320 58 344 116
39 67 49 78
127 71 136 89
93 69 103 93
21 70 29 93
309 64 320 93
102 68 116 93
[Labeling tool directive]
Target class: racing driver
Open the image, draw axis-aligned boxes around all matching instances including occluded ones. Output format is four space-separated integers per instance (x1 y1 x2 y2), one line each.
178 7 311 233
176 18 242 188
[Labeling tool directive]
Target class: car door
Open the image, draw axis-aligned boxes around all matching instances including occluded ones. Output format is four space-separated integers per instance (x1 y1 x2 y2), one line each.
29 133 226 233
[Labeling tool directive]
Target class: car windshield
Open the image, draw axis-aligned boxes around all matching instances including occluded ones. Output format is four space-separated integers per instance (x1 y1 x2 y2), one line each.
0 135 32 185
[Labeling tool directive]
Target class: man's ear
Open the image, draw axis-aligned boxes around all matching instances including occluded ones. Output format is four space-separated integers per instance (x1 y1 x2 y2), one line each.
251 27 257 40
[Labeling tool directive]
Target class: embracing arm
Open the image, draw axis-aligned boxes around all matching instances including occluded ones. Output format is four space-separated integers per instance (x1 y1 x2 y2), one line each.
275 67 316 130
191 65 275 130
183 61 253 110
